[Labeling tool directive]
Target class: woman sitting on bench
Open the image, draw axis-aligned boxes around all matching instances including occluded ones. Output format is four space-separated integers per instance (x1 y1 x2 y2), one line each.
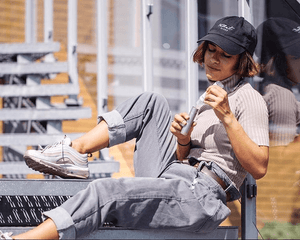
0 16 269 240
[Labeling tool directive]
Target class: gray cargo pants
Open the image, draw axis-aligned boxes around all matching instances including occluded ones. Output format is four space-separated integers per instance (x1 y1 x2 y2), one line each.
43 92 233 239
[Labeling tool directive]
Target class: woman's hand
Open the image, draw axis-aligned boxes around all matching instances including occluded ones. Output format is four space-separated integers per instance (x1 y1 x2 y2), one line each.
170 112 196 160
170 113 196 144
203 84 233 124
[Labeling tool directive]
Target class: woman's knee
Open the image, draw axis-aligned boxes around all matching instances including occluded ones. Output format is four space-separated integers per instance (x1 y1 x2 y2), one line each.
141 92 169 109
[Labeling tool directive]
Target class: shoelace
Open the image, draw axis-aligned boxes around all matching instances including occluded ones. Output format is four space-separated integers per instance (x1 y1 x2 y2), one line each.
39 136 68 153
38 136 93 158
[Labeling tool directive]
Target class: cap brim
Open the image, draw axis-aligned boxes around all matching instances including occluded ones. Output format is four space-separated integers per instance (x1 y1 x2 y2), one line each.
198 33 245 55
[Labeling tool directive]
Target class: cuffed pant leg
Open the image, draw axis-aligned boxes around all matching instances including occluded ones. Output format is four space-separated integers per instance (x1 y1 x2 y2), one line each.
43 207 76 239
99 92 177 177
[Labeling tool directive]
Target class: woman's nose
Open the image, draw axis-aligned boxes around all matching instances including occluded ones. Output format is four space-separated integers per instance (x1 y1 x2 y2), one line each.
211 53 220 64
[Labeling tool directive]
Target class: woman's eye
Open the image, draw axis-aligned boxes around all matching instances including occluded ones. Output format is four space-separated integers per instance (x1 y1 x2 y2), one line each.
208 48 215 52
223 54 232 58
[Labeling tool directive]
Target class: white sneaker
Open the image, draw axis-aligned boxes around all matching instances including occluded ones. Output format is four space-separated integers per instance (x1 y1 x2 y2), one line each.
24 136 89 179
0 231 12 240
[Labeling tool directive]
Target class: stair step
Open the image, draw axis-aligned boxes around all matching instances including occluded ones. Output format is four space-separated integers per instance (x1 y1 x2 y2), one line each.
0 42 60 55
0 107 91 121
0 62 68 75
0 84 79 97
0 133 85 146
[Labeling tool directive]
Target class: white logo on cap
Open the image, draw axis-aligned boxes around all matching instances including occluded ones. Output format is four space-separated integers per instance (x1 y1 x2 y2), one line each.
292 26 300 33
218 24 235 31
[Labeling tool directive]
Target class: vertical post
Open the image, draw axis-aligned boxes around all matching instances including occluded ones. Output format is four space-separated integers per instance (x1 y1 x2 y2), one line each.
44 0 53 43
186 0 198 110
68 0 78 88
238 2 257 239
142 0 153 92
97 0 110 160
97 0 108 116
25 0 36 43
239 0 254 86
238 0 253 24
241 174 258 240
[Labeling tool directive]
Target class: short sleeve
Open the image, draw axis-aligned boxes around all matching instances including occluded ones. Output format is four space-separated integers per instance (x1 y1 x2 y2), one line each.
235 86 269 146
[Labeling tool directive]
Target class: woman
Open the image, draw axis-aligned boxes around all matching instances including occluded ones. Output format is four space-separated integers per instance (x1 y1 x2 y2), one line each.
0 16 269 240
256 17 300 146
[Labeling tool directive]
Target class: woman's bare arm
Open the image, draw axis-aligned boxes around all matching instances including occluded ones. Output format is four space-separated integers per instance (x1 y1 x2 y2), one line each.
205 84 269 179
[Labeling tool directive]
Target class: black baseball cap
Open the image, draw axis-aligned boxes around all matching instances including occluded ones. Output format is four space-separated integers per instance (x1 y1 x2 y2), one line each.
256 17 300 61
197 16 257 56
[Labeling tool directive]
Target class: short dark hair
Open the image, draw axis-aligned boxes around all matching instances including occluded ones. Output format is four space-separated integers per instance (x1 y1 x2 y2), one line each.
192 41 260 78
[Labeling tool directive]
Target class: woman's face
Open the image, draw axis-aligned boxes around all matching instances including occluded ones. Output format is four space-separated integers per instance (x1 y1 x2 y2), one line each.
285 55 300 84
204 43 240 81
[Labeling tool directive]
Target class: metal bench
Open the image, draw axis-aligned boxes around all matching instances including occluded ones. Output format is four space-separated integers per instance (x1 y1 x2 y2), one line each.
0 179 239 239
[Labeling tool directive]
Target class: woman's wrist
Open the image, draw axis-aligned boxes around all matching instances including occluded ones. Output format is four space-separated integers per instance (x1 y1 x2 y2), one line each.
177 139 191 147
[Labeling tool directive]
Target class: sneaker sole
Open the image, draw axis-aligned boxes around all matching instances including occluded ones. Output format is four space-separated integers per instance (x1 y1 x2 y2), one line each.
24 155 89 179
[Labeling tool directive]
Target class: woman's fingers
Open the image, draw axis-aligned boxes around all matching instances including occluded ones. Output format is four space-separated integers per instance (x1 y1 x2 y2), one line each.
206 85 226 98
170 112 197 140
204 84 232 121
204 85 227 105
173 113 189 128
170 113 191 135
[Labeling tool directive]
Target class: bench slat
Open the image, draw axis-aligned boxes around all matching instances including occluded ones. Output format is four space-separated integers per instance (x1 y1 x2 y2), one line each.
0 161 119 175
0 226 239 239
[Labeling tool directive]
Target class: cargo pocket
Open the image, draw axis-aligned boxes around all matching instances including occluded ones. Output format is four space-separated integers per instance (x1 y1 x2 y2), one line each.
197 199 231 233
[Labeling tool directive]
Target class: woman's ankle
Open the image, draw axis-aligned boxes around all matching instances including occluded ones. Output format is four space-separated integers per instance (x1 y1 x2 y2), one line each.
71 140 86 154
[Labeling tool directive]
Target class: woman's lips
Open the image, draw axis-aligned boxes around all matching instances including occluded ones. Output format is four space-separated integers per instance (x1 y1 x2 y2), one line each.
207 65 220 71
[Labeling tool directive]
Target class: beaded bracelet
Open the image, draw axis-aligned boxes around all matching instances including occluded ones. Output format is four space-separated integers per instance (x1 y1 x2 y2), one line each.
177 140 191 146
